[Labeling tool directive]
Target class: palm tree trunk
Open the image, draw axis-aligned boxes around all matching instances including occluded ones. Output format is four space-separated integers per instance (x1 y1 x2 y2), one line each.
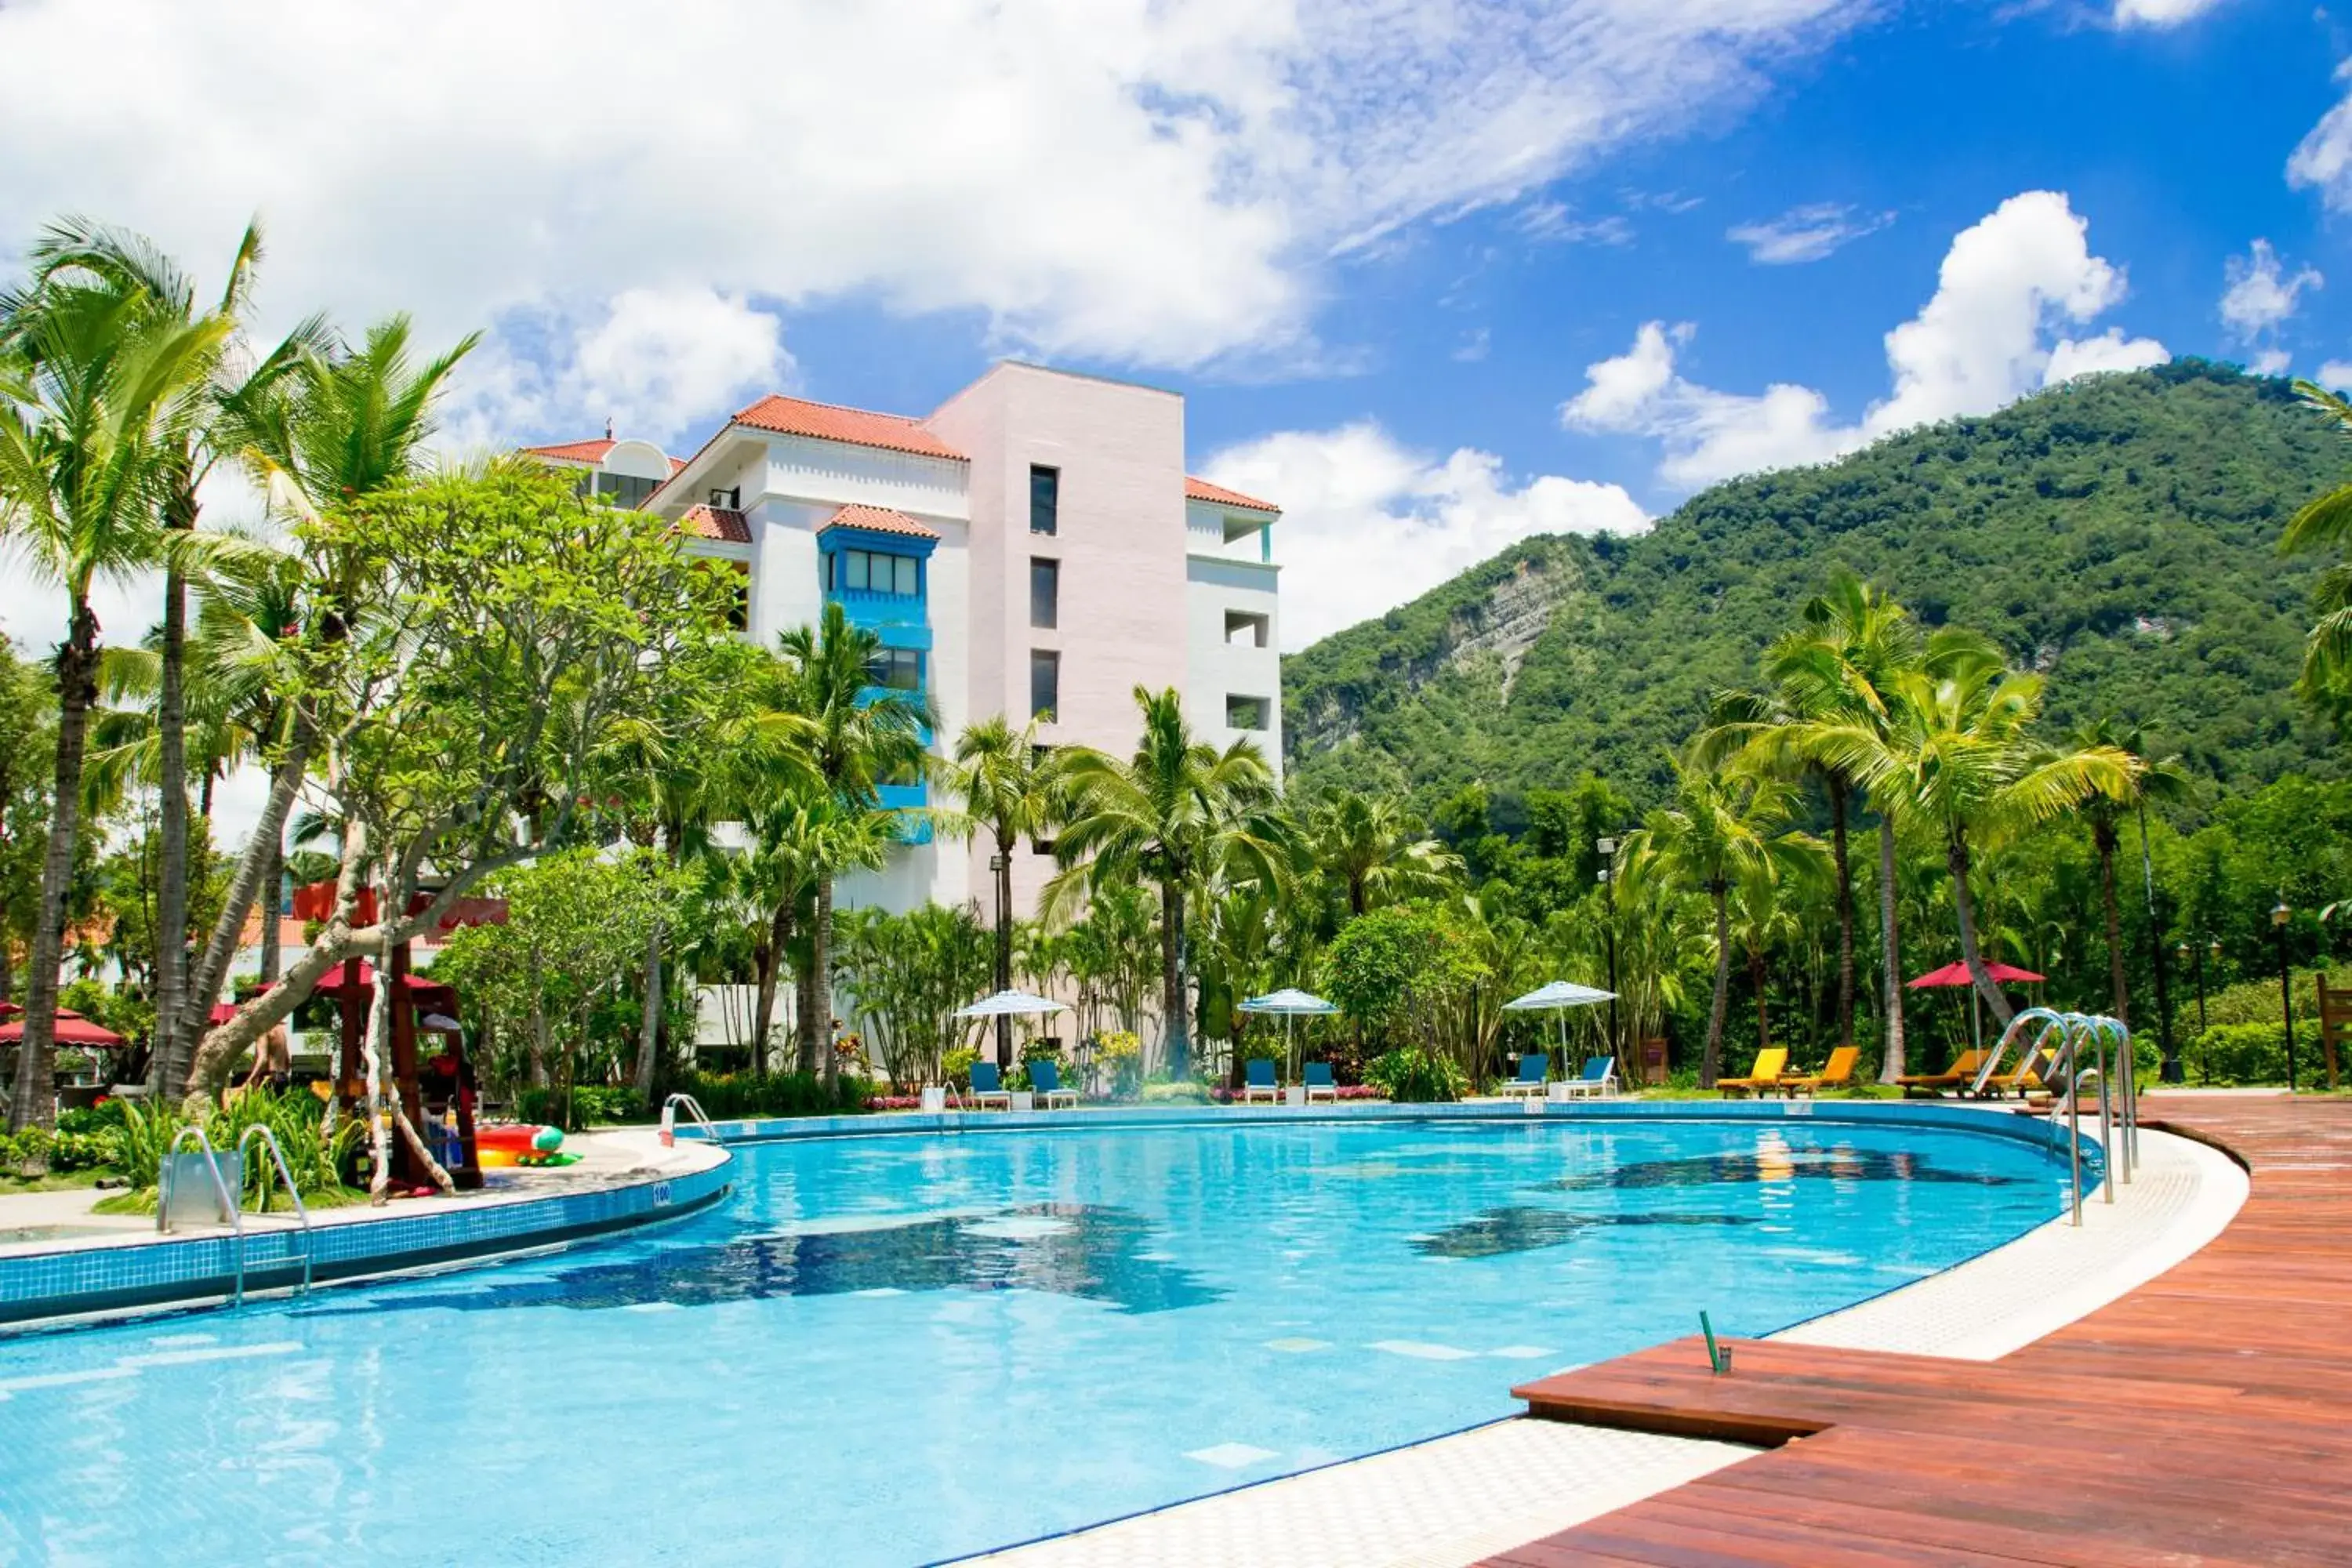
815 876 837 1090
794 930 819 1076
752 900 791 1076
1750 941 1770 1051
1877 815 1907 1083
257 829 286 985
184 712 316 1051
994 825 1014 1072
1703 880 1731 1088
633 920 663 1101
2096 830 2128 1023
1160 879 1189 1077
10 605 100 1134
1948 833 2015 1029
1828 773 1854 1047
152 564 192 1101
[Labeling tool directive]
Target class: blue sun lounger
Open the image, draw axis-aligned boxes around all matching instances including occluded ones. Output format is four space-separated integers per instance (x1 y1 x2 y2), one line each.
1028 1058 1079 1109
967 1060 1013 1110
1242 1058 1280 1105
1303 1062 1338 1102
1501 1052 1551 1098
1559 1054 1617 1098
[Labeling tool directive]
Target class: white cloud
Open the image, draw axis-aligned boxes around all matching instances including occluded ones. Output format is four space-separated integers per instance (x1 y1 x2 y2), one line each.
1200 423 1646 648
2112 0 2232 25
0 0 1877 405
1516 202 1636 246
1565 191 2166 488
2321 360 2352 389
2217 241 2321 378
2291 63 2352 212
1726 202 1892 264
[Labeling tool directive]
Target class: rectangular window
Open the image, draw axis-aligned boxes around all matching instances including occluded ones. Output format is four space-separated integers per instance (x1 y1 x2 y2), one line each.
1030 651 1060 721
829 548 920 598
1029 465 1059 535
1225 610 1269 648
593 471 659 509
1226 694 1269 731
865 647 924 692
1030 557 1058 630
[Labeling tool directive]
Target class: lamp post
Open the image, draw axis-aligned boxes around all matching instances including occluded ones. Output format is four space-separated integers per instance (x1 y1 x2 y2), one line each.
1595 836 1621 1068
2273 898 2297 1094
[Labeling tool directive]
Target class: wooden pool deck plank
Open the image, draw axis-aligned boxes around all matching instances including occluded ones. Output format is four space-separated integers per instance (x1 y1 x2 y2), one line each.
1483 1098 2352 1568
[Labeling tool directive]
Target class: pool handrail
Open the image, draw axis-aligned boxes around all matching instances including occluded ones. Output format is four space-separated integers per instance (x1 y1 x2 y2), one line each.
662 1091 724 1148
236 1122 315 1298
157 1123 247 1305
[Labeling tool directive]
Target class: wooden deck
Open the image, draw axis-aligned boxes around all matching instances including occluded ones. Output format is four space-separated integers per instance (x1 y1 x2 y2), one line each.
1484 1096 2352 1567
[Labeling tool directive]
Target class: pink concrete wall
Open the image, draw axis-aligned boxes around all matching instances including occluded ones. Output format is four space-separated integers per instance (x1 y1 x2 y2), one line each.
927 364 1190 917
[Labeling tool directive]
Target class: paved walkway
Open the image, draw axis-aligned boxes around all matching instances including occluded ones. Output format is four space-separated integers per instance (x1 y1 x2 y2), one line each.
1490 1096 2352 1566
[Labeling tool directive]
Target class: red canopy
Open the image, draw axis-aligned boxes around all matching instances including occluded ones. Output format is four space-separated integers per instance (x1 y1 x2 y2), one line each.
1907 960 2045 989
314 959 457 1010
289 882 507 932
0 1012 126 1047
208 1002 240 1025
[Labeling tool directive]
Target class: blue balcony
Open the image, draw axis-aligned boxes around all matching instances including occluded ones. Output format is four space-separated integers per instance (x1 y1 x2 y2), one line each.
877 781 932 844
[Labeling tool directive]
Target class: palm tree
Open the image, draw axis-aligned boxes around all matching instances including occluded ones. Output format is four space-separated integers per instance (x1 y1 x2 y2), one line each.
0 261 230 1131
944 714 1060 1070
1819 658 2137 1032
2281 379 2352 702
1047 687 1288 1077
1305 789 1462 920
1624 753 1796 1087
771 602 931 1084
181 314 476 1088
2064 717 2183 1025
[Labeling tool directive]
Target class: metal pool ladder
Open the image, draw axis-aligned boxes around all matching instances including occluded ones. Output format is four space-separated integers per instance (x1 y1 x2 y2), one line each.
1984 1007 2139 1227
156 1124 314 1306
662 1092 724 1147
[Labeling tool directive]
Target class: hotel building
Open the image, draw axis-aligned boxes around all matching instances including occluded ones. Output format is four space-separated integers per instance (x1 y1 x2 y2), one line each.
527 361 1283 920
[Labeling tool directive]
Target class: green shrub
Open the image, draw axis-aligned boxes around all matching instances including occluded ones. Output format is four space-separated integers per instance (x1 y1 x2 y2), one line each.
56 1100 128 1136
1140 1080 1210 1104
2184 1021 2328 1088
664 1070 872 1122
1364 1047 1465 1103
941 1047 978 1091
112 1091 360 1210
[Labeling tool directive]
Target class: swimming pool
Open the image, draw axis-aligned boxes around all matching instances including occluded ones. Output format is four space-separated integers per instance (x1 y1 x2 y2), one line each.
0 1113 2068 1566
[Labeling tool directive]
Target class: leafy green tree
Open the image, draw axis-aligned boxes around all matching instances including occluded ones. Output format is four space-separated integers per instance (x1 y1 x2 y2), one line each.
2280 379 2352 718
1048 686 1289 1076
1305 789 1462 920
832 902 993 1089
0 637 54 1007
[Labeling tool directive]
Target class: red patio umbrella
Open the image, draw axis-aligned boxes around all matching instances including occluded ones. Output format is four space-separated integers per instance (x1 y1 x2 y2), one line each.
1907 960 2045 1051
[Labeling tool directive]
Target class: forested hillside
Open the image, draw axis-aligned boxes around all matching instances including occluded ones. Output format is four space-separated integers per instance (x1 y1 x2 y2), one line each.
1283 362 2346 818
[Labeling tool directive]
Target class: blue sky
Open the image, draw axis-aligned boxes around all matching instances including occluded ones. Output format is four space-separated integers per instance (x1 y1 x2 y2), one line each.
2 0 2348 653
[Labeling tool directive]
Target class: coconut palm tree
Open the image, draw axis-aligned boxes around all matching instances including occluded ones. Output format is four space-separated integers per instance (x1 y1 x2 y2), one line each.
1622 753 1798 1087
771 602 931 1083
2063 717 2183 1025
1305 788 1463 921
1817 659 2137 1033
1047 687 1288 1077
2281 379 2352 702
0 262 231 1130
944 714 1060 1070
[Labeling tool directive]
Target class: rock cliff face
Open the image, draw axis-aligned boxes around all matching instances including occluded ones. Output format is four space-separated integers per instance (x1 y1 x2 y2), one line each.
1280 362 2347 811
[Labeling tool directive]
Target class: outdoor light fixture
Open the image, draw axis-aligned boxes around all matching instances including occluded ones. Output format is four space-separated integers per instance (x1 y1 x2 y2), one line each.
2274 898 2297 1093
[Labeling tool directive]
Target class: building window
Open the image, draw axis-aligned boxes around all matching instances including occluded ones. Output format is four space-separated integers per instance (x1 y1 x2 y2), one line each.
1030 557 1059 630
1225 610 1269 648
826 548 921 597
591 471 659 509
1226 695 1269 731
1030 651 1060 721
866 647 924 692
1030 465 1059 535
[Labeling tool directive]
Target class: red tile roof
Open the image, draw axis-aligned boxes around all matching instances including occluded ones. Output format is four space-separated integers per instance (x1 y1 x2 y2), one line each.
678 505 753 544
669 456 687 474
815 503 940 541
733 394 967 461
1186 475 1279 514
523 437 616 464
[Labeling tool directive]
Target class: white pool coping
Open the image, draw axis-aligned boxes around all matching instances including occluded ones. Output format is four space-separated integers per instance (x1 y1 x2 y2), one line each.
963 1116 2248 1568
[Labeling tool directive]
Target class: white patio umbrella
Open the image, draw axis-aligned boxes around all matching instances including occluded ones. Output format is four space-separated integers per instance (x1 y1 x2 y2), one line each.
953 989 1070 1019
1238 988 1339 1081
1502 980 1617 1078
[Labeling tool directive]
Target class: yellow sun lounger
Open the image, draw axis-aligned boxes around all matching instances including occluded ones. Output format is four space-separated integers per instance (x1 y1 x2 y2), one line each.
1782 1045 1861 1098
1970 1043 2056 1099
1716 1047 1790 1098
1896 1048 1991 1097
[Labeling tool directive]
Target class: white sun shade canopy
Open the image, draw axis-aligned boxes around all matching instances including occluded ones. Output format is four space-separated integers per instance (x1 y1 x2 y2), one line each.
1238 988 1340 1016
953 989 1072 1018
1503 980 1617 1011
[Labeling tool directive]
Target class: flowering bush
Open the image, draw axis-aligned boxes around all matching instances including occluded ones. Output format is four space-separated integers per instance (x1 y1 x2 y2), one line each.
1207 1083 1383 1103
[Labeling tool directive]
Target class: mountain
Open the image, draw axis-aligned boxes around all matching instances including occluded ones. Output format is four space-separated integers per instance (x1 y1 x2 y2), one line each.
1280 362 2347 816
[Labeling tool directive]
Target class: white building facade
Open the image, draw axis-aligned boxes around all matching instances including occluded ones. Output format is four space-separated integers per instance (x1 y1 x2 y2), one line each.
526 361 1282 920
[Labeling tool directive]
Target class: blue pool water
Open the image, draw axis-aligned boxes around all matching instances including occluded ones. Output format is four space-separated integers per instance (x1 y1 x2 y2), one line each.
0 1115 2067 1566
